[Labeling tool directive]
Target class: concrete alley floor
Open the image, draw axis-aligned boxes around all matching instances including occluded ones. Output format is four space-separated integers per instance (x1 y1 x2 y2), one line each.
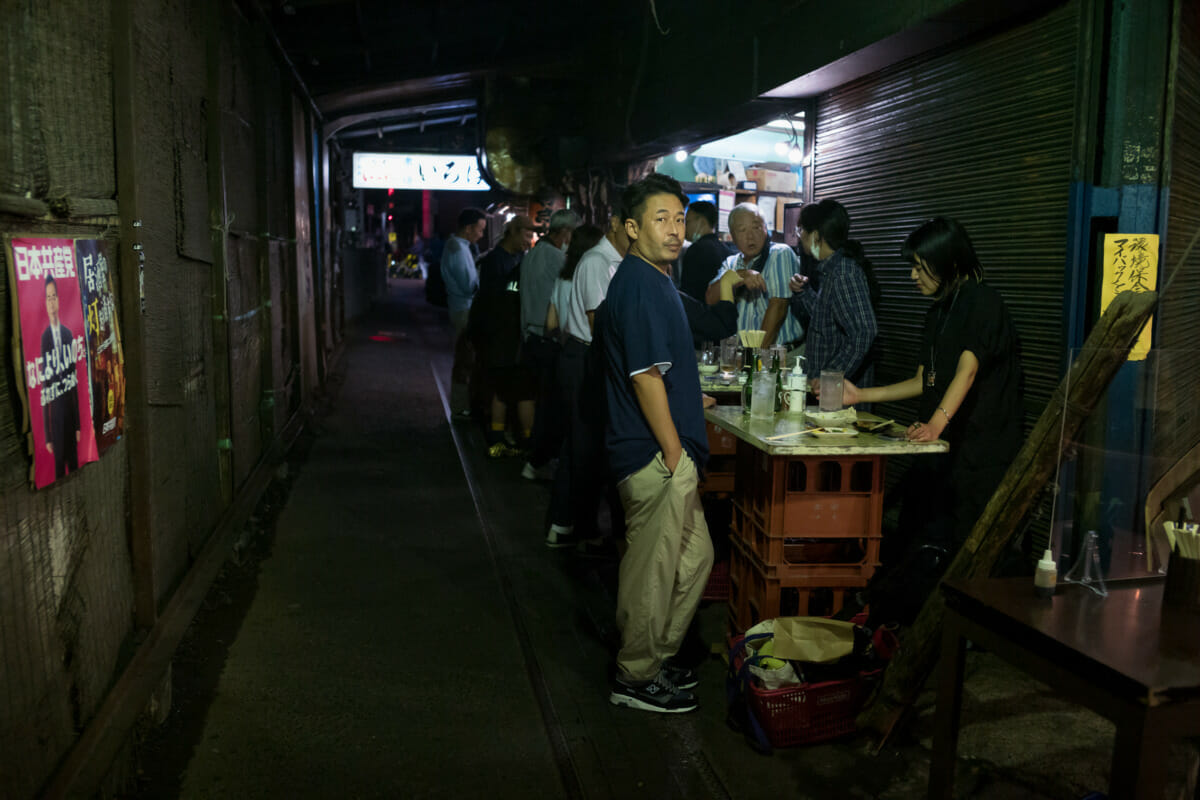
128 279 1197 800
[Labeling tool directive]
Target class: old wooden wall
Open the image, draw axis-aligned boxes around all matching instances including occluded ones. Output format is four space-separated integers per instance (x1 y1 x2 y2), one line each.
0 1 324 797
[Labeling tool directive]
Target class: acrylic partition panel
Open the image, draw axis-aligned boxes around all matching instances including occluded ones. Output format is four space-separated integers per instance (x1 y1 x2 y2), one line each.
1048 348 1200 582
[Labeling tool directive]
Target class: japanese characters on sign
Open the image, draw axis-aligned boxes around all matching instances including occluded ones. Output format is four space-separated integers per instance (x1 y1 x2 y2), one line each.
351 152 489 191
77 239 126 453
7 237 125 488
1101 233 1159 361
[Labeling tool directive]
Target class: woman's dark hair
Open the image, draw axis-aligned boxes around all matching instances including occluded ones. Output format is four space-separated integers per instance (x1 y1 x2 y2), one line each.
688 200 718 229
901 217 984 295
560 224 605 280
800 198 880 309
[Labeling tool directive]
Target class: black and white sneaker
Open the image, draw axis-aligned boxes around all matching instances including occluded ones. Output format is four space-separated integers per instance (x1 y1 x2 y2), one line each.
661 660 699 690
544 524 577 549
610 671 698 713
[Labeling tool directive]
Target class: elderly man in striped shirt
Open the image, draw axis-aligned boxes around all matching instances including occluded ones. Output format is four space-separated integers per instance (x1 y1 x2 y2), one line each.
704 203 804 357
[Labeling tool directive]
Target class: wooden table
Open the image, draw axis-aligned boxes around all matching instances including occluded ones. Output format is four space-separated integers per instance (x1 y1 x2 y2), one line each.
704 405 947 626
931 577 1200 800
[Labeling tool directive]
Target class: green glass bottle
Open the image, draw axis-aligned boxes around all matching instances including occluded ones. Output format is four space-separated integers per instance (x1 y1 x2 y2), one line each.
741 347 755 412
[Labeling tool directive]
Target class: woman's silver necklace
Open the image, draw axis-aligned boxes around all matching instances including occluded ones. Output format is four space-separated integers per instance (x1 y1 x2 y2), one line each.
926 285 961 388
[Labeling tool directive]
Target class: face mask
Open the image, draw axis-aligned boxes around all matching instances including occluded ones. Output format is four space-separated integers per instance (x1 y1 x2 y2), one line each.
810 240 821 260
560 242 569 253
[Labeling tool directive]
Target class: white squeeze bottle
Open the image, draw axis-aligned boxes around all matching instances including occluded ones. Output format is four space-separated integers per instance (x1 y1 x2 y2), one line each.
1034 549 1057 598
791 356 806 392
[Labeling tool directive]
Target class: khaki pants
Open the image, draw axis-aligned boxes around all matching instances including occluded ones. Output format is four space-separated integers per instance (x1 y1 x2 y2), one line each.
614 450 713 682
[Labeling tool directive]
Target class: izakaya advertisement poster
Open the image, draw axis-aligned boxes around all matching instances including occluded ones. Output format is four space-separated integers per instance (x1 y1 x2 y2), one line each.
76 239 126 453
9 238 100 487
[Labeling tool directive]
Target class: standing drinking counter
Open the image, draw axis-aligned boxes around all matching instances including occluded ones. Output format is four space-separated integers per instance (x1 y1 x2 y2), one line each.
704 405 947 631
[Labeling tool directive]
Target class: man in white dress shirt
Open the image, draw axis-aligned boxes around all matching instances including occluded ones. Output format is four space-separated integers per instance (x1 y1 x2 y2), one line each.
545 205 629 548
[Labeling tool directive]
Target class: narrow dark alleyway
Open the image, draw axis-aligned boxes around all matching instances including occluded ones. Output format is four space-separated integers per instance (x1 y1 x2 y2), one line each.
127 279 1177 800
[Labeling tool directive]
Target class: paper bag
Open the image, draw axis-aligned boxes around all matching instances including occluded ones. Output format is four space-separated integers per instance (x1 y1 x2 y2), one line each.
770 617 857 663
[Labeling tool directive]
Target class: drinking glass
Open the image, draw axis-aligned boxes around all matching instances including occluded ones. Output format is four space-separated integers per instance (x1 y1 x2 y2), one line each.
699 343 720 375
719 336 739 375
818 370 844 412
751 370 775 418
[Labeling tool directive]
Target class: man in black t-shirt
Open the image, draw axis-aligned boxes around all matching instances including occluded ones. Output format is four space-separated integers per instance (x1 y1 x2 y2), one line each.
598 175 713 714
678 200 729 301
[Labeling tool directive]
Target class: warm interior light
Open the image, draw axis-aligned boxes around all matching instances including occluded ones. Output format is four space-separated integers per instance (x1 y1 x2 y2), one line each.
674 149 688 162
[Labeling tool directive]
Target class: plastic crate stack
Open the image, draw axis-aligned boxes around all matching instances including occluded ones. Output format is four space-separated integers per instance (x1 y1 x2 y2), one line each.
727 445 884 632
698 419 737 498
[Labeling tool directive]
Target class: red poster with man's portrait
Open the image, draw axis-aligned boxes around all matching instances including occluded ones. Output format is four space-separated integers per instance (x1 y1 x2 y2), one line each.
9 237 99 488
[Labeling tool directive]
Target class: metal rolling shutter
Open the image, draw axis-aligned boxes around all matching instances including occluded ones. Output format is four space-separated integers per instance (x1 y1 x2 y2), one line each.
813 1 1080 433
1153 0 1200 482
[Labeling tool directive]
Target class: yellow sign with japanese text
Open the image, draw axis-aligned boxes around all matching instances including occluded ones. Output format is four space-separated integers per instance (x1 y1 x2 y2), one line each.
1101 233 1158 361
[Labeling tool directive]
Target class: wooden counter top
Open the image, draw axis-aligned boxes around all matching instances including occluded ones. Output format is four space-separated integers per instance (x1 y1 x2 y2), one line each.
704 404 949 456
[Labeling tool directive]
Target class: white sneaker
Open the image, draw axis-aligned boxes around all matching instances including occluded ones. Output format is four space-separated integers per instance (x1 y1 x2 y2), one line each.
522 461 554 482
545 524 576 548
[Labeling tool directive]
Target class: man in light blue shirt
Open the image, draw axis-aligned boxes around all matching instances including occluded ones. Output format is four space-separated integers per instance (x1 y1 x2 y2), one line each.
443 207 488 334
706 203 803 350
445 207 488 415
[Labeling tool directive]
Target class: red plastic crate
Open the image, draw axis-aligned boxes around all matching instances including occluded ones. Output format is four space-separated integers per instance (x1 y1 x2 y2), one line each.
746 667 880 747
731 499 881 574
702 559 731 602
730 625 888 748
727 537 871 632
734 448 884 540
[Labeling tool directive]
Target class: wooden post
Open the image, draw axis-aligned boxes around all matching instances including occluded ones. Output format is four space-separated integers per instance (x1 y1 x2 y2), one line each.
112 0 156 630
857 289 1159 744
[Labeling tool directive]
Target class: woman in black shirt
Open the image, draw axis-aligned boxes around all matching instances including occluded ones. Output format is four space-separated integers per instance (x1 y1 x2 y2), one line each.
838 217 1024 624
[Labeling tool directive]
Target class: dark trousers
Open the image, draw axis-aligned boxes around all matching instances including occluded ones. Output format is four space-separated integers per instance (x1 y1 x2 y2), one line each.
548 338 612 536
868 454 1004 627
523 334 562 467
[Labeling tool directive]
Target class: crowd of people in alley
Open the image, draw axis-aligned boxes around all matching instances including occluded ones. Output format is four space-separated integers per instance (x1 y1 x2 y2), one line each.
432 173 1024 714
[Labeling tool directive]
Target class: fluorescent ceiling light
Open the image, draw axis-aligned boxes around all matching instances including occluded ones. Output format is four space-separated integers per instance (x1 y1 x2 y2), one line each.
763 117 806 132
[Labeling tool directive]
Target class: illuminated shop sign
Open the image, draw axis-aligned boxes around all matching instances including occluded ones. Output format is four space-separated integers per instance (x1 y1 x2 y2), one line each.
352 152 489 191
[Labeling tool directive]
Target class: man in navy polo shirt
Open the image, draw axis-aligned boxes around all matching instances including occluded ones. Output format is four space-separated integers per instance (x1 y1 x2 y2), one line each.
597 174 713 713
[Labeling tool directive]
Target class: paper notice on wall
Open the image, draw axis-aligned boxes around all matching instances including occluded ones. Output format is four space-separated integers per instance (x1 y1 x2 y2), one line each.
718 190 736 234
76 239 125 454
8 237 100 487
1101 233 1158 361
758 197 777 234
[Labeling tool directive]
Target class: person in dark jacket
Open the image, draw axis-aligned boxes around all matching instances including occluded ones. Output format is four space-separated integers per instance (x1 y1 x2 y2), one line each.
469 216 536 455
40 275 81 478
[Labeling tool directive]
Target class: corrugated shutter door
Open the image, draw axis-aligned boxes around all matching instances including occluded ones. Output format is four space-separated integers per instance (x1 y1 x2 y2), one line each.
1154 0 1200 482
813 1 1080 431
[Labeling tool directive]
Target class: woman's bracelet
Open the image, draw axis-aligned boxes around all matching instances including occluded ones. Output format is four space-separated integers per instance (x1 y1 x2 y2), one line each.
938 406 952 422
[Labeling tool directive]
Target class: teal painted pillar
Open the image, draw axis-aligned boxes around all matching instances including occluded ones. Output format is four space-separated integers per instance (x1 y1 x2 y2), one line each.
1070 0 1173 571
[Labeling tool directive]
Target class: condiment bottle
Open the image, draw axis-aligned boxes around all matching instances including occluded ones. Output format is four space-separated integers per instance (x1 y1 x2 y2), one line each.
741 347 756 412
1034 549 1057 598
772 350 783 412
790 356 806 392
